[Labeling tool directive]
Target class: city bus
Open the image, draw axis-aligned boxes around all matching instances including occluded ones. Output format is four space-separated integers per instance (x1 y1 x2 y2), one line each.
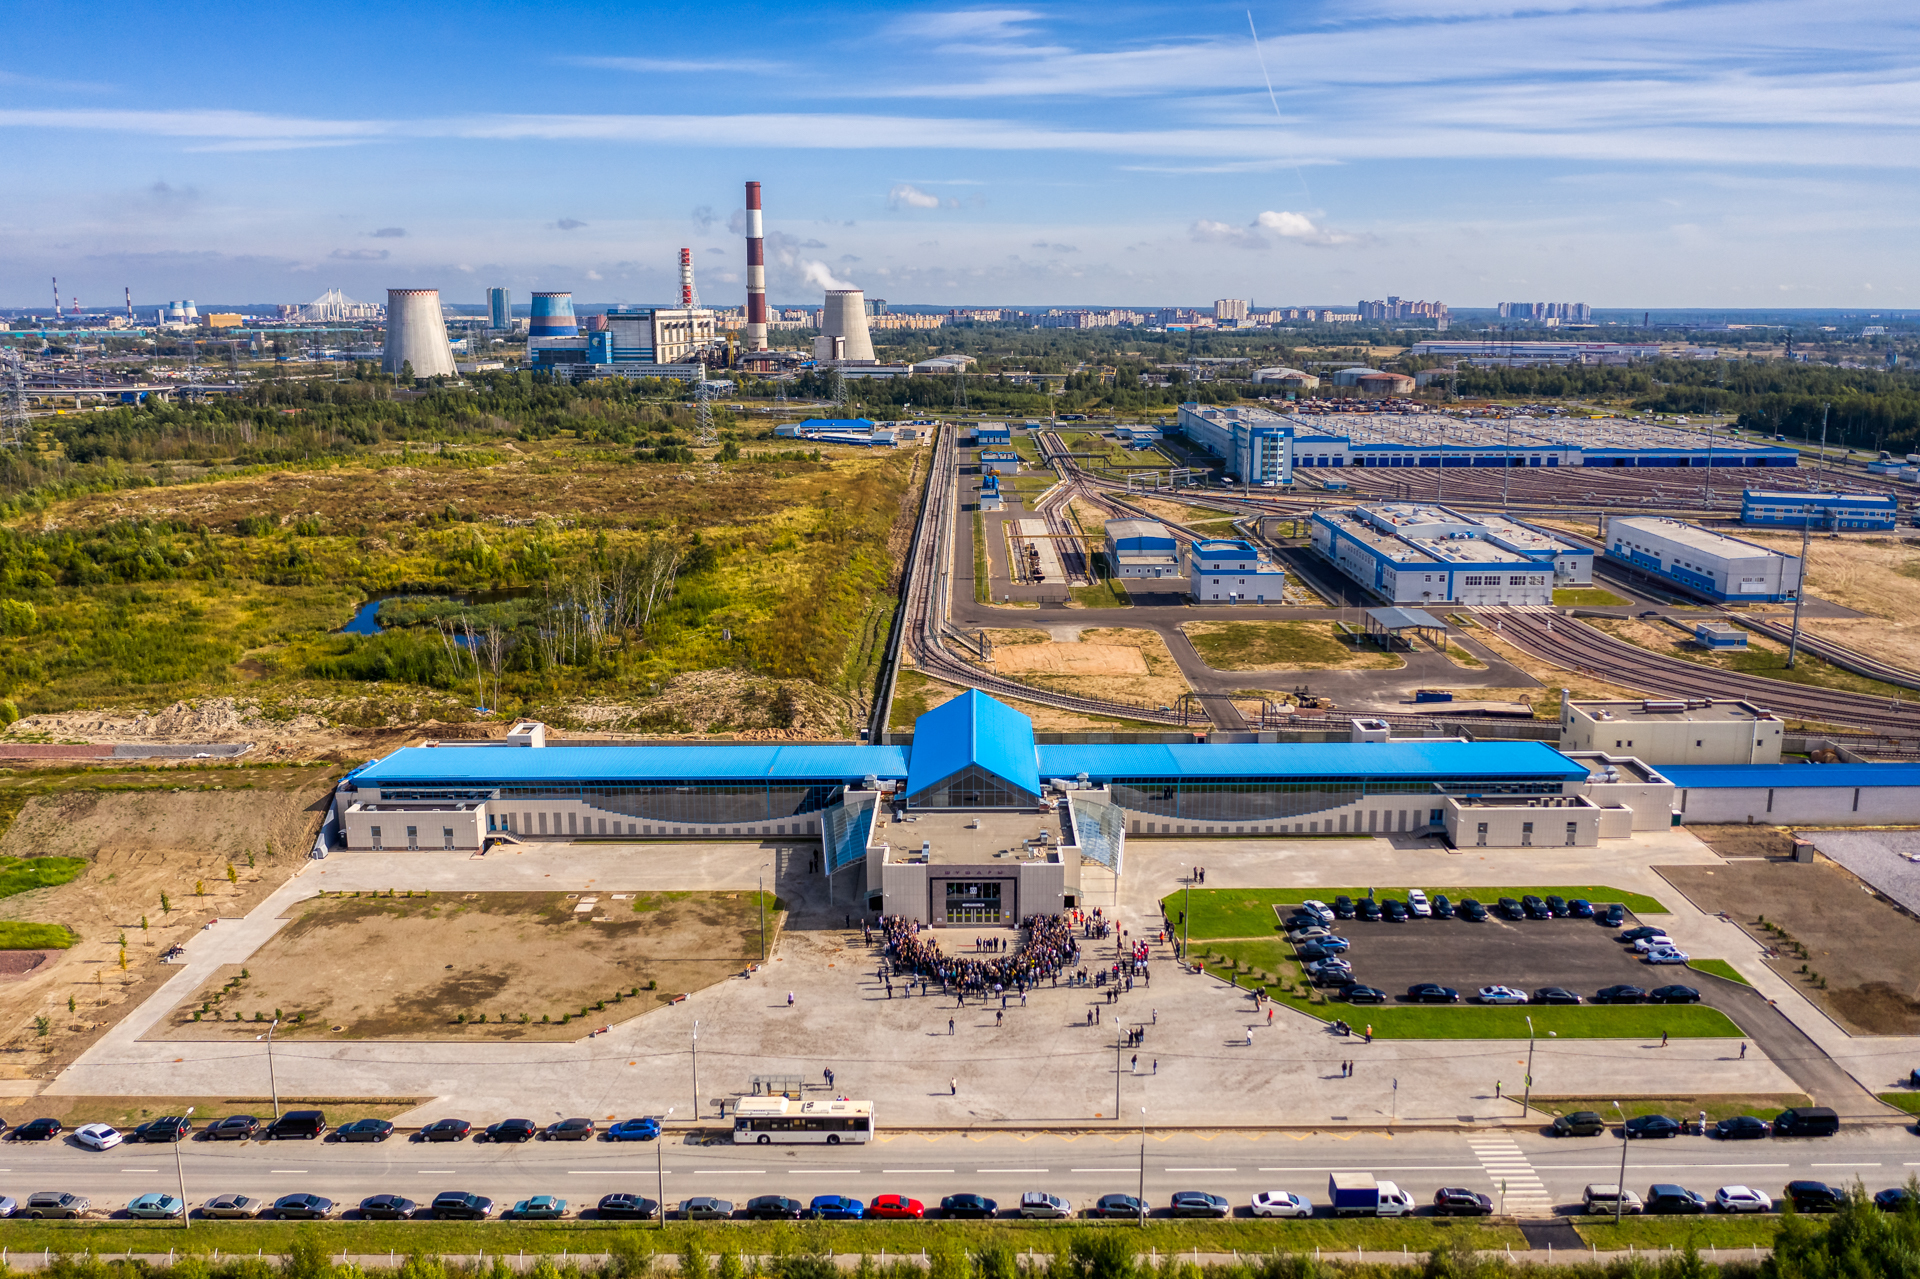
732 1097 874 1145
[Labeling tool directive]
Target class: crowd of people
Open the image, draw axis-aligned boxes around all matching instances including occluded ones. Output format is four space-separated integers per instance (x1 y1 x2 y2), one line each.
879 912 1082 998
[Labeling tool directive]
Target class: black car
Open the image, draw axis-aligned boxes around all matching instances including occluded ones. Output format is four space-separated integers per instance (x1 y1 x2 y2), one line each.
358 1194 417 1220
484 1118 537 1143
1646 1184 1707 1214
1551 1111 1606 1137
1544 895 1569 918
1431 894 1454 919
138 1116 192 1143
1600 904 1627 927
1532 987 1581 1005
1295 944 1337 963
1784 1181 1844 1213
1648 985 1699 1005
1309 964 1355 987
1566 899 1594 919
271 1193 333 1220
1497 897 1526 920
1522 895 1552 920
544 1117 596 1141
420 1119 471 1142
743 1195 805 1220
1594 984 1647 1004
1331 896 1356 920
1624 1114 1682 1139
1620 926 1666 944
1089 1193 1144 1218
335 1119 393 1143
597 1193 659 1220
1283 913 1322 932
12 1118 61 1141
1433 1188 1493 1216
267 1111 327 1140
1342 984 1388 1004
1458 899 1488 922
1715 1115 1771 1140
1355 898 1382 922
1406 983 1460 1004
1381 899 1408 922
1875 1188 1911 1212
431 1192 495 1220
205 1115 258 1141
939 1193 998 1219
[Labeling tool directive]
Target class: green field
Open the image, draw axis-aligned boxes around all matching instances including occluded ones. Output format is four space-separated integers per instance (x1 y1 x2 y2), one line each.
1554 588 1629 607
1878 1092 1920 1115
1070 577 1132 608
1161 887 1668 938
1532 1094 1812 1123
0 921 76 949
1571 1215 1785 1249
1688 959 1752 986
1183 622 1399 672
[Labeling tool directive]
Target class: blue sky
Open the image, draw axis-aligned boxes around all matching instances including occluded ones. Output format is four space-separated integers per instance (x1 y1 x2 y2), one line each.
2 0 1915 311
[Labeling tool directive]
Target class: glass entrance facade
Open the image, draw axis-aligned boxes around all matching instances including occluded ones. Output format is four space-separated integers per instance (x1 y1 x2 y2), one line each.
938 880 1009 925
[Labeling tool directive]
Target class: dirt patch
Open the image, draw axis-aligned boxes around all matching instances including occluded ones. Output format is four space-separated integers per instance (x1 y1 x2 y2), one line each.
1686 824 1799 859
1182 621 1403 673
889 670 1176 734
972 627 1188 709
156 889 772 1042
994 643 1149 677
1657 859 1920 1035
0 952 51 979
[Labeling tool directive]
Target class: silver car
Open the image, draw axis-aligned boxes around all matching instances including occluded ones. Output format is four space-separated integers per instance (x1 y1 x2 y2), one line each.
1018 1191 1070 1219
202 1194 263 1219
23 1191 88 1219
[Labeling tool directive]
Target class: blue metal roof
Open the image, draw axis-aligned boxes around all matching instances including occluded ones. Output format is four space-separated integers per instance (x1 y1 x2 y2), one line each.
1663 763 1920 790
904 689 1040 798
354 744 907 787
1037 740 1586 780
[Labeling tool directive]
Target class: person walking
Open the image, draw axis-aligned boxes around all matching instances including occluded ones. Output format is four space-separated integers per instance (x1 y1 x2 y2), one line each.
1266 1008 1274 1025
1152 1059 1158 1075
1660 1030 1669 1048
1739 1042 1747 1059
1364 1024 1373 1043
824 1067 835 1090
1131 1053 1138 1074
950 1078 957 1096
949 1017 956 1036
995 1009 1003 1027
787 991 795 1007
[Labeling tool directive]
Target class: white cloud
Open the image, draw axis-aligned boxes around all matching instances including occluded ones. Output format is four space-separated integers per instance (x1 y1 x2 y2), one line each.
1189 219 1267 250
329 248 388 261
1257 210 1358 247
887 8 1043 41
800 260 856 290
889 183 942 209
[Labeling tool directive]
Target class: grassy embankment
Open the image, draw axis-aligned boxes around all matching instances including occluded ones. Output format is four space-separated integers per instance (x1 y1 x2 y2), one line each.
973 512 989 604
1553 588 1630 607
1529 1093 1813 1124
1687 959 1751 986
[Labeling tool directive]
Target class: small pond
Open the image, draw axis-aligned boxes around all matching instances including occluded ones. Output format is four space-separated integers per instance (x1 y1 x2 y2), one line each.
339 588 537 636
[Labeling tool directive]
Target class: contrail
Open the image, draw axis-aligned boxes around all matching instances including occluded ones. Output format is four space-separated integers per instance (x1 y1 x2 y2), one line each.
1248 9 1314 204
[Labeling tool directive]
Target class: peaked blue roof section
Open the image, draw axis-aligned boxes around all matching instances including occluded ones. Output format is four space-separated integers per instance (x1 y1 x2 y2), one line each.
1663 762 1920 790
354 744 907 786
905 689 1040 798
1036 740 1587 780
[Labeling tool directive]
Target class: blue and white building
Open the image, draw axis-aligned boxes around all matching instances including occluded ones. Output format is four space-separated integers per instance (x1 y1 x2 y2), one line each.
1311 503 1593 606
1606 517 1802 603
979 450 1021 475
1177 404 1294 485
1103 519 1180 579
1740 490 1898 531
1189 538 1287 603
974 422 1012 446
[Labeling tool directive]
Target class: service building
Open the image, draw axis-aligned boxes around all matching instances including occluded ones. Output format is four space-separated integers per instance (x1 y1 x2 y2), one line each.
1189 538 1287 603
1740 490 1898 531
1605 517 1802 602
1103 519 1181 579
1559 694 1783 766
1310 503 1592 606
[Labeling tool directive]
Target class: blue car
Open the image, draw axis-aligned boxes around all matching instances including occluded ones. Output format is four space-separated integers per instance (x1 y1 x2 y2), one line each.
126 1192 183 1220
607 1117 661 1142
810 1195 865 1220
511 1196 568 1220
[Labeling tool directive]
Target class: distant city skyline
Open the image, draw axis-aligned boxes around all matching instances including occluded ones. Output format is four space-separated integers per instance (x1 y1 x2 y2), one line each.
1 0 1914 309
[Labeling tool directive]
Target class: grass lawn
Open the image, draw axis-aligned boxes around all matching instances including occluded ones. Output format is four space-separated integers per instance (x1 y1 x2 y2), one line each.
1070 577 1131 608
1688 959 1751 986
1555 588 1629 607
1161 887 1667 938
1442 644 1488 670
1530 1094 1809 1123
0 921 76 949
1571 1215 1786 1250
1877 1092 1920 1115
1278 1003 1744 1041
0 856 89 900
1181 622 1400 673
973 512 989 604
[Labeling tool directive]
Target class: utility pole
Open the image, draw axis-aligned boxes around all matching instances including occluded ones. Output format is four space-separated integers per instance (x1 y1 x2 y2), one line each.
1613 1101 1630 1222
258 1019 281 1117
759 862 770 961
1818 401 1830 474
691 1020 700 1119
656 1107 673 1229
174 1105 195 1228
1786 505 1813 669
1521 1016 1536 1117
1137 1106 1148 1225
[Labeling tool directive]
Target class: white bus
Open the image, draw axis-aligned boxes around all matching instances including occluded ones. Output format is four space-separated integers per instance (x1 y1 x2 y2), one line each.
732 1097 874 1145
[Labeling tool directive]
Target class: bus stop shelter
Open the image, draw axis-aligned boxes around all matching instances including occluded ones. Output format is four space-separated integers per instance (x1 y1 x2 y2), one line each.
1363 606 1450 652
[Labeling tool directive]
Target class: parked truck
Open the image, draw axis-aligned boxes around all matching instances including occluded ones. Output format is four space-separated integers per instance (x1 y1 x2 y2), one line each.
1328 1173 1413 1217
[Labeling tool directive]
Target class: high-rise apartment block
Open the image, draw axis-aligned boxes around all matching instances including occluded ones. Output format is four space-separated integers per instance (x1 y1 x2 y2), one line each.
1214 298 1251 321
487 287 510 329
1499 302 1592 323
1358 297 1449 324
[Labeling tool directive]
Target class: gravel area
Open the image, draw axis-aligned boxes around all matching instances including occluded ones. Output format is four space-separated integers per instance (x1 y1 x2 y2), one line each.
1808 831 1920 916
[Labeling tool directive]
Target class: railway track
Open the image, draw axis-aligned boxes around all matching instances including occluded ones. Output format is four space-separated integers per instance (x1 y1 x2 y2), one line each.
1481 607 1920 736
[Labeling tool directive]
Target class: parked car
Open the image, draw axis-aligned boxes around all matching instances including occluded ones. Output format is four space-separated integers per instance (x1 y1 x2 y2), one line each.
74 1123 124 1151
1431 894 1455 919
1496 897 1526 920
1715 1115 1771 1140
1784 1181 1844 1213
1644 947 1690 965
335 1119 394 1143
678 1197 732 1221
1018 1191 1071 1219
1566 899 1595 918
1600 904 1627 927
867 1195 924 1219
1331 896 1356 920
810 1195 865 1220
1633 936 1676 955
1522 896 1552 920
13 1119 62 1142
1381 899 1408 922
544 1117 595 1141
1476 986 1528 1005
0 1197 15 1218
357 1194 416 1220
1088 1194 1143 1219
126 1192 185 1220
1624 1114 1682 1139
420 1119 471 1142
484 1118 537 1143
431 1192 495 1220
1551 1111 1606 1137
1582 1185 1642 1215
1407 890 1432 918
1648 985 1700 1004
1532 987 1581 1005
1296 944 1338 963
939 1193 997 1219
271 1193 333 1220
1355 899 1382 922
1593 984 1647 1004
596 1193 658 1220
22 1192 89 1219
1433 1188 1493 1216
1342 985 1387 1004
510 1197 568 1220
1773 1107 1840 1137
1301 900 1334 924
608 1117 661 1142
743 1195 804 1219
205 1116 259 1141
1306 959 1353 979
267 1111 327 1140
1646 1185 1708 1214
1544 895 1570 918
138 1116 193 1143
1169 1191 1230 1218
1311 935 1351 954
202 1194 264 1219
1250 1190 1311 1218
1406 983 1460 1003
1458 899 1488 922
1287 926 1332 944
1620 926 1667 944
1874 1188 1910 1212
1716 1186 1773 1213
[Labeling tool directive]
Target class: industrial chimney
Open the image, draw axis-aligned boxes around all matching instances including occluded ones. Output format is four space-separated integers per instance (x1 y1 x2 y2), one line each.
821 290 874 362
744 180 769 351
382 288 457 378
530 291 578 338
678 249 700 310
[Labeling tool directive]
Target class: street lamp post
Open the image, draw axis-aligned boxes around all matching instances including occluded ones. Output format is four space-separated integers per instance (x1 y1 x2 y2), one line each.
759 862 771 962
656 1106 673 1229
1521 1016 1537 1117
1114 1026 1123 1119
255 1019 281 1118
692 1021 700 1120
1613 1101 1629 1223
174 1105 195 1228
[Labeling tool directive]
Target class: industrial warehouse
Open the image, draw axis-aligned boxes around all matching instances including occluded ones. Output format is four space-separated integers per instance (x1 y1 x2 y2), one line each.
1310 502 1595 606
330 691 1920 924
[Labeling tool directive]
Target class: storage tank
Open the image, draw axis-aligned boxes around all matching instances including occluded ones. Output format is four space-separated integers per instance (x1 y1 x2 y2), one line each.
382 288 457 378
530 291 578 338
821 289 874 362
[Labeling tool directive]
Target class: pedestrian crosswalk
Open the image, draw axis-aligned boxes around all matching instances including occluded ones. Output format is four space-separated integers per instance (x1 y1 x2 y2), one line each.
1469 1136 1558 1217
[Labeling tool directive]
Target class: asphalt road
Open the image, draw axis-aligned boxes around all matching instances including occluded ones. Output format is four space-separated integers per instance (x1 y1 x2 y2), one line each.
5 1127 1917 1220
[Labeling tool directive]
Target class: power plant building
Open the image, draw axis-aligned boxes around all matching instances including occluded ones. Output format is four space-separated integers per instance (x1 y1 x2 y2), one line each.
1310 503 1593 607
529 304 716 379
1605 517 1803 603
381 288 457 379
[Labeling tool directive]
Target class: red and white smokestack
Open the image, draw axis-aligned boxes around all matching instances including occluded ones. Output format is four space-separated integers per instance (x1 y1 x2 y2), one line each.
679 248 696 309
744 180 768 351
125 287 133 321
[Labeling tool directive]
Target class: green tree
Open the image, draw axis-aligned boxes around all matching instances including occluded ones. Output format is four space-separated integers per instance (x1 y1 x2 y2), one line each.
1767 1182 1920 1277
0 599 35 634
399 359 416 387
284 1229 335 1279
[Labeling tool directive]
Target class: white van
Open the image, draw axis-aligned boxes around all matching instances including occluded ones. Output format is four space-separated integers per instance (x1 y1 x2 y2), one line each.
1375 1181 1413 1216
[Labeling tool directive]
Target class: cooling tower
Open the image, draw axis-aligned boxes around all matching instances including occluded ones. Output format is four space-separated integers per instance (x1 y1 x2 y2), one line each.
382 288 457 378
744 180 768 351
529 291 578 338
821 289 874 362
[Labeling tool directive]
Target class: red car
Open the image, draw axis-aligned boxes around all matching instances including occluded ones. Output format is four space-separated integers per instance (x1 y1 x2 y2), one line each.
867 1195 925 1219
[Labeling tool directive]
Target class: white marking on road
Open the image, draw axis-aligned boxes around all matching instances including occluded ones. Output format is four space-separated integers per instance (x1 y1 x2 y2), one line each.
1813 1162 1882 1168
566 1171 655 1175
120 1169 162 1173
1535 1163 1790 1171
269 1170 309 1174
786 1169 851 1174
1165 1167 1235 1173
697 1170 758 1175
417 1171 457 1175
1070 1168 1130 1173
1256 1165 1482 1173
977 1169 1046 1174
883 1170 954 1175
